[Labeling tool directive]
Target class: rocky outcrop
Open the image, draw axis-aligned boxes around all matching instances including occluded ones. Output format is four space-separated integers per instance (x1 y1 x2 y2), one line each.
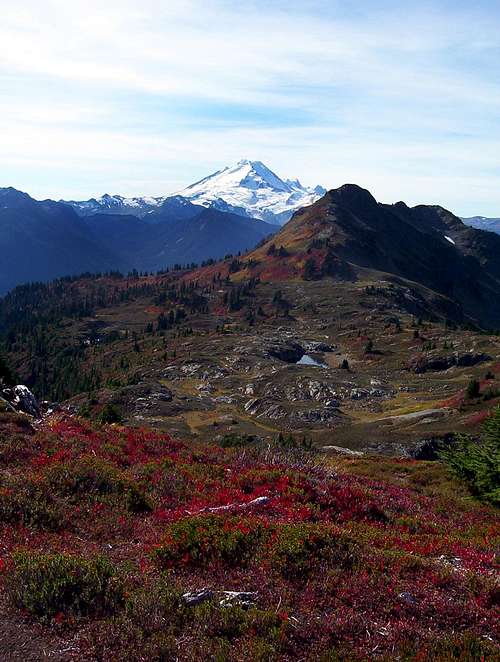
350 387 389 400
108 381 176 418
407 352 491 374
321 445 364 456
266 341 304 363
1 385 40 417
292 407 341 425
409 433 457 460
284 380 340 404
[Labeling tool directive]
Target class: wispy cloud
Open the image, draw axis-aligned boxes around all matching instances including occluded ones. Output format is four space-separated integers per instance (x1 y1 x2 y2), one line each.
1 0 499 215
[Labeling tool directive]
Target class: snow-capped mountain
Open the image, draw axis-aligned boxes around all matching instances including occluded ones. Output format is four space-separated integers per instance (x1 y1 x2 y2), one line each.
173 160 326 225
62 193 168 218
62 160 326 224
462 216 500 235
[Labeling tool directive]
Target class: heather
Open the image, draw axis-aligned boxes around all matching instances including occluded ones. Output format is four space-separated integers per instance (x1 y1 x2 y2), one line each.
0 412 498 661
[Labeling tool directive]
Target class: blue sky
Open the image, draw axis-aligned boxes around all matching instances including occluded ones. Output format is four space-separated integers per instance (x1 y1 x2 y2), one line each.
1 0 499 216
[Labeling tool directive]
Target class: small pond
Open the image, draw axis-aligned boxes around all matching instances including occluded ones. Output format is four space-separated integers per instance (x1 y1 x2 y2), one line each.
296 354 328 368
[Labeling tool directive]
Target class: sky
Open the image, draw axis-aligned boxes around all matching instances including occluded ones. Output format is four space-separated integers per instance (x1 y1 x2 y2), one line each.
1 0 499 216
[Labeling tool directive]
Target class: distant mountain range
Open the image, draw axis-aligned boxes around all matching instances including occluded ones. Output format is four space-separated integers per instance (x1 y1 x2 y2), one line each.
63 160 325 225
2 162 500 318
0 160 325 294
0 187 130 295
0 187 274 295
461 216 500 235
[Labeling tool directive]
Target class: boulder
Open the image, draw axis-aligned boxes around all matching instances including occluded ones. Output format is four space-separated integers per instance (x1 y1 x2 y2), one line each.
182 588 214 607
1 385 40 417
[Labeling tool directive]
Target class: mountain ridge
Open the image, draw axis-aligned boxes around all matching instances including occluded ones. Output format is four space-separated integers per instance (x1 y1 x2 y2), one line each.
3 178 500 329
206 183 500 329
0 186 275 294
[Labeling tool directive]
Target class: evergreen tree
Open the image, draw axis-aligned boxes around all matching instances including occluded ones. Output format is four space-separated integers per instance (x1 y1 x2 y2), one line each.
0 351 15 385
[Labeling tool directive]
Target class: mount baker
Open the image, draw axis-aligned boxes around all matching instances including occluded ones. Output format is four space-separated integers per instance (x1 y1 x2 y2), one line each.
63 160 326 226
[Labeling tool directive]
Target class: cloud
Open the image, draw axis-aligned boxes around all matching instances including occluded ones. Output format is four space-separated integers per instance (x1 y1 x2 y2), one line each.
0 0 499 215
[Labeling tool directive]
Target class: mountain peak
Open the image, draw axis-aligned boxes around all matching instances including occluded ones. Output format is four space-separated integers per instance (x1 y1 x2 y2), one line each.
0 187 36 208
237 158 264 168
174 160 324 225
329 184 378 212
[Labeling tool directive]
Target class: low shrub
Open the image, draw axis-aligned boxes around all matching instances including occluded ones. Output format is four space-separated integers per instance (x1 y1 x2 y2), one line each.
0 432 38 466
483 387 500 402
98 403 123 424
191 603 285 648
465 378 481 400
267 523 357 579
135 460 190 501
83 577 184 662
153 514 267 567
44 457 151 512
407 633 500 662
85 582 284 661
10 551 123 620
0 476 63 530
219 433 257 448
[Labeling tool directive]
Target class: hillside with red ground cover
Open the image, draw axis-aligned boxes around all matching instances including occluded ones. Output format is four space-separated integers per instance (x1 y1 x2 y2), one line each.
0 411 498 661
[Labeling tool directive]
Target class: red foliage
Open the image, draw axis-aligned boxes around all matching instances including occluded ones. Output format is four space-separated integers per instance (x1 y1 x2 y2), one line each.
465 410 493 427
0 414 497 660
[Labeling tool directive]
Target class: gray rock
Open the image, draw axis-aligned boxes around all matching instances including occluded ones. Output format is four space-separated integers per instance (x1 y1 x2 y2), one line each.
1 385 40 417
244 397 261 414
321 445 364 456
267 341 304 364
293 407 340 425
305 341 335 353
219 591 258 609
261 403 288 420
350 388 369 400
182 588 214 607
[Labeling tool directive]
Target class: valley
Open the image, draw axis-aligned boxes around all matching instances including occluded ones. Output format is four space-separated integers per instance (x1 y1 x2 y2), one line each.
2 238 499 456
